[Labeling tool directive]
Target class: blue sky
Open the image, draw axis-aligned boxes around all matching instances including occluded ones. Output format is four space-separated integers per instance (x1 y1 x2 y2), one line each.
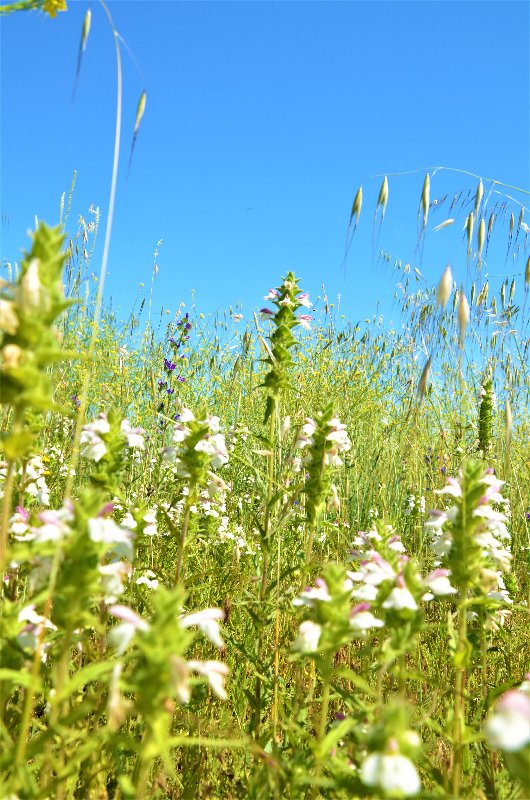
1 1 529 326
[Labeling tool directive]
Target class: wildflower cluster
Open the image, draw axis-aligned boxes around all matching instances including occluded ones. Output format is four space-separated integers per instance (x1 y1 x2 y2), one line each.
360 705 422 798
348 522 456 615
80 410 145 494
162 407 228 489
484 677 530 790
292 563 384 655
426 461 513 622
260 272 312 420
0 223 76 458
296 404 351 525
105 587 229 778
158 313 191 417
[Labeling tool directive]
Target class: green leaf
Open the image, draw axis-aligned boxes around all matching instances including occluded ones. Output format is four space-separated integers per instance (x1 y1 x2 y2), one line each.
0 668 36 688
314 717 356 759
56 661 114 701
1 430 34 459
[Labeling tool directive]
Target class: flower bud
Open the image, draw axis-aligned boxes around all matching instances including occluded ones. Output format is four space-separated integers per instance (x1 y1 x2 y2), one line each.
0 299 19 335
1 343 23 369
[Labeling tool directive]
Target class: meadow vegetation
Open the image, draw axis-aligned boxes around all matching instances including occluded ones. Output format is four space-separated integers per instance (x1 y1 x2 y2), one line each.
1 2 529 798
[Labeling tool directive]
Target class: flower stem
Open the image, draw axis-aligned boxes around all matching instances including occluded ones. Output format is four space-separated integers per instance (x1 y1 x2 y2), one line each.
0 408 24 576
452 602 467 798
253 404 276 738
175 496 192 584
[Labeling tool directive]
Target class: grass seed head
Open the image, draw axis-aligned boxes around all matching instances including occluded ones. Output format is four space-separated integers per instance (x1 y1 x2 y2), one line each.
466 213 474 257
420 173 430 228
458 291 470 347
474 178 483 216
350 185 362 226
436 264 452 309
377 176 389 218
478 217 485 262
417 357 431 401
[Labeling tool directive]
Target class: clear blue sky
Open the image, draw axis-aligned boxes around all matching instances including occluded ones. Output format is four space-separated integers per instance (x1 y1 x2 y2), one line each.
1 1 529 325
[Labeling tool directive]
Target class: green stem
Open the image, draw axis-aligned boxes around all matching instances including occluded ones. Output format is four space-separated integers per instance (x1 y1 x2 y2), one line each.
64 0 123 501
312 658 332 797
452 602 467 799
253 404 277 738
132 729 152 797
175 496 192 584
0 408 24 576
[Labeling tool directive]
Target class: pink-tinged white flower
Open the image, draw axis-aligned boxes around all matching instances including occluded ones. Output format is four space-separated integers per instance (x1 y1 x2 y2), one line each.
382 582 418 612
424 509 448 529
298 314 313 330
187 659 229 700
350 603 384 631
264 289 280 301
180 608 225 649
424 568 457 597
18 604 56 629
348 553 396 586
361 747 420 796
99 561 132 603
170 656 192 703
179 407 195 423
142 510 158 536
135 570 159 589
296 292 312 308
293 620 322 653
485 689 530 752
121 419 145 449
435 476 462 498
107 663 128 730
231 313 243 322
80 429 107 462
17 604 57 653
279 296 294 307
260 307 274 318
10 507 30 537
25 476 50 506
293 578 332 607
194 432 229 469
107 604 149 654
88 518 134 560
20 258 43 309
85 415 110 436
431 530 453 558
351 582 378 602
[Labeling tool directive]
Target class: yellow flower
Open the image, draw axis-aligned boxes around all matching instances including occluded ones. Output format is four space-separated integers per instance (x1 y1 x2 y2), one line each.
42 0 67 18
